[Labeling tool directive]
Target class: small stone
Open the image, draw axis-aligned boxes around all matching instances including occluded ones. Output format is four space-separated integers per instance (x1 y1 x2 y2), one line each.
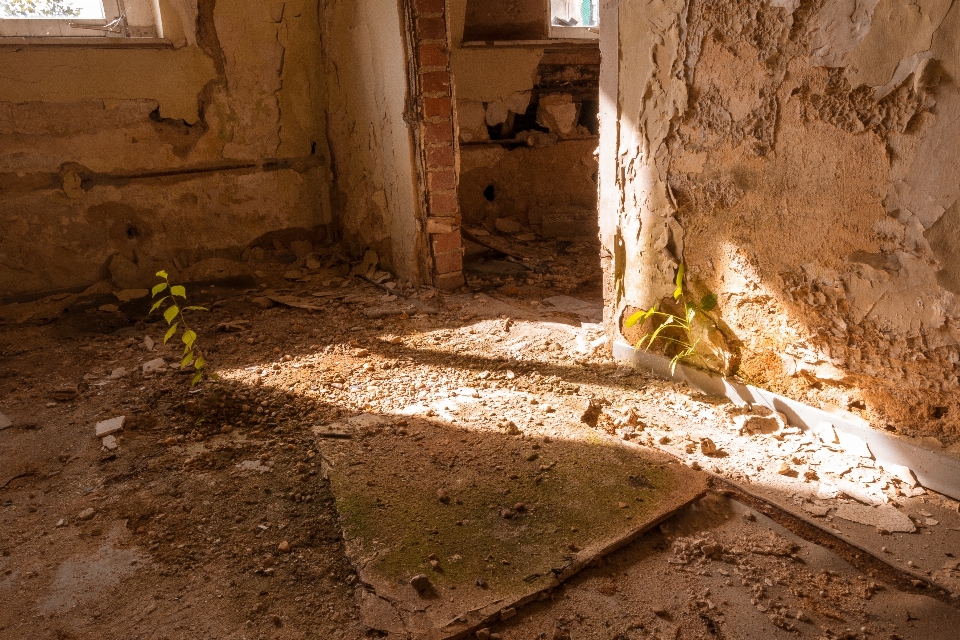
500 508 517 519
277 540 291 553
700 438 719 456
505 421 521 436
0 412 12 431
143 336 155 351
437 489 450 504
102 435 118 451
252 296 275 309
687 460 701 470
352 348 370 358
52 387 78 402
776 462 796 476
475 629 491 640
475 576 488 588
513 502 527 512
142 358 167 375
77 508 95 521
95 416 125 437
410 574 431 592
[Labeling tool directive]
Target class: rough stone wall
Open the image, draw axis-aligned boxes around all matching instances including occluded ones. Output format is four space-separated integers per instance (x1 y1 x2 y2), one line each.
0 0 333 297
601 0 960 444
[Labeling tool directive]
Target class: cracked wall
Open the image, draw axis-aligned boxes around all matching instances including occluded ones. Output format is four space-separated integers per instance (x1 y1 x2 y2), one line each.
319 0 422 284
0 0 333 297
601 0 960 445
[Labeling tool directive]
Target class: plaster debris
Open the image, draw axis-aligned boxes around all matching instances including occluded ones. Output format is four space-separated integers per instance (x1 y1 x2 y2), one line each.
142 358 167 375
883 463 919 488
143 336 155 351
95 416 125 438
102 435 118 451
833 503 916 533
0 413 12 431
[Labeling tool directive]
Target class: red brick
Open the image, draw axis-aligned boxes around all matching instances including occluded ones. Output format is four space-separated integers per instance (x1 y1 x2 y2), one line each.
423 121 452 145
435 271 465 290
417 16 446 40
431 230 461 254
419 43 448 67
424 97 452 118
421 70 450 95
430 191 459 215
433 250 463 275
427 169 456 191
414 0 445 14
426 146 455 168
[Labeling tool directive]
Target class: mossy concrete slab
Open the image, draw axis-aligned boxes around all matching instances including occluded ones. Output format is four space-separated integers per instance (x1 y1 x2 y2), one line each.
316 413 708 639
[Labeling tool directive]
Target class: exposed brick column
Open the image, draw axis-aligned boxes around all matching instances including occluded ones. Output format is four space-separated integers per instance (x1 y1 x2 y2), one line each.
411 0 464 290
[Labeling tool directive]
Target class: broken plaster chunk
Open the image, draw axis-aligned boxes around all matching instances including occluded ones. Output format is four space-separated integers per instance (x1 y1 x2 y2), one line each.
102 435 118 451
812 421 839 444
700 438 719 457
494 218 523 234
883 463 919 488
142 358 167 375
835 430 873 459
802 502 831 517
833 503 916 533
95 416 125 438
0 412 12 431
736 414 781 435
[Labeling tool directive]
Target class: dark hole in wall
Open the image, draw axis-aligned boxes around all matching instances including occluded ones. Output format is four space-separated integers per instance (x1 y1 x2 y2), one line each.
577 99 600 135
930 406 948 419
126 225 141 240
848 399 866 411
483 185 496 202
310 141 317 155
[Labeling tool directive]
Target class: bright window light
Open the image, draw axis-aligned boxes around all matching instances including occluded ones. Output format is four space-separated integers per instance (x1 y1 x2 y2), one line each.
0 0 104 19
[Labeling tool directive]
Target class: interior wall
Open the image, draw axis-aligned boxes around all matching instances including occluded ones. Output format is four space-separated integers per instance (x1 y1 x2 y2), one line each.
319 0 422 283
602 0 960 445
0 0 333 297
449 0 599 239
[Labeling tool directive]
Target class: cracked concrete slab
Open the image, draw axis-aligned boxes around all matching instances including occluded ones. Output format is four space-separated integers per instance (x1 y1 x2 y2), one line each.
316 412 708 639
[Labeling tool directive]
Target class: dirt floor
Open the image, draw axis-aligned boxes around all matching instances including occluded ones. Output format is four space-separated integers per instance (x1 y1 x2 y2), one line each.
1 238 959 639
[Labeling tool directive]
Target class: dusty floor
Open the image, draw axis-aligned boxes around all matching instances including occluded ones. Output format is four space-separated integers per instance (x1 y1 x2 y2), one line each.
1 238 959 639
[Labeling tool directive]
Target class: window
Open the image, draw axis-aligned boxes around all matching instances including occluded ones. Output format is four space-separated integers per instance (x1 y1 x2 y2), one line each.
0 0 162 39
549 0 598 39
462 0 598 43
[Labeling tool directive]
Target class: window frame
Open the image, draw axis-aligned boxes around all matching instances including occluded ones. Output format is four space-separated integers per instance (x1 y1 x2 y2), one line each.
461 0 598 46
0 0 164 41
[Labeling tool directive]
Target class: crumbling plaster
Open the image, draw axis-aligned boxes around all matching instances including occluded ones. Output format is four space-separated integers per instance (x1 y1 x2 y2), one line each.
601 0 960 443
318 0 421 283
0 0 333 296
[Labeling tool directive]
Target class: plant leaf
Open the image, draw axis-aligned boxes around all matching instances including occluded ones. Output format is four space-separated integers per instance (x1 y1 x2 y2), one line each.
156 270 168 279
163 323 178 345
163 305 179 325
191 371 203 386
184 306 209 312
151 282 167 297
194 356 206 371
170 285 187 299
182 329 197 349
700 293 718 312
673 263 685 300
150 297 168 313
209 372 220 380
624 310 646 328
181 352 194 367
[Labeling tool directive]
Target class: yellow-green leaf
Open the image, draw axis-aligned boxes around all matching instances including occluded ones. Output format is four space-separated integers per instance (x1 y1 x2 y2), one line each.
163 305 179 325
624 310 645 328
150 297 168 313
673 263 685 300
152 282 167 297
181 352 194 367
191 371 203 386
182 329 197 349
194 356 206 371
163 323 178 345
171 285 187 299
156 270 168 279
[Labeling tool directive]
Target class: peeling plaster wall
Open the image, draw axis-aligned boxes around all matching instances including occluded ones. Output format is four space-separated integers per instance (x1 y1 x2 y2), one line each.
319 0 421 283
602 0 960 443
0 0 333 296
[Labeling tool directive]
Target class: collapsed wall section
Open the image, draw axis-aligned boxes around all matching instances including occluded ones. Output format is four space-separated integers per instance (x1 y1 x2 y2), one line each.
0 0 334 297
601 0 960 447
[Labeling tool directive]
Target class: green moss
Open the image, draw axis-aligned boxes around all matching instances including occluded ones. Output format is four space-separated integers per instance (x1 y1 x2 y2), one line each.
329 428 679 594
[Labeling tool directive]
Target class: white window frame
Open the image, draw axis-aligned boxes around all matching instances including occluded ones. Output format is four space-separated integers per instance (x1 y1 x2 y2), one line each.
0 0 163 40
548 0 599 40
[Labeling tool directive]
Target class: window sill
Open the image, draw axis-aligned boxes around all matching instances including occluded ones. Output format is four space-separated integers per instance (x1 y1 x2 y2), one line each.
459 39 599 50
0 36 173 49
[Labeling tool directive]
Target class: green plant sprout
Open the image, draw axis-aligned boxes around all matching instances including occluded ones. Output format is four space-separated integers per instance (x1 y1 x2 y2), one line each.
625 263 721 375
150 271 211 386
